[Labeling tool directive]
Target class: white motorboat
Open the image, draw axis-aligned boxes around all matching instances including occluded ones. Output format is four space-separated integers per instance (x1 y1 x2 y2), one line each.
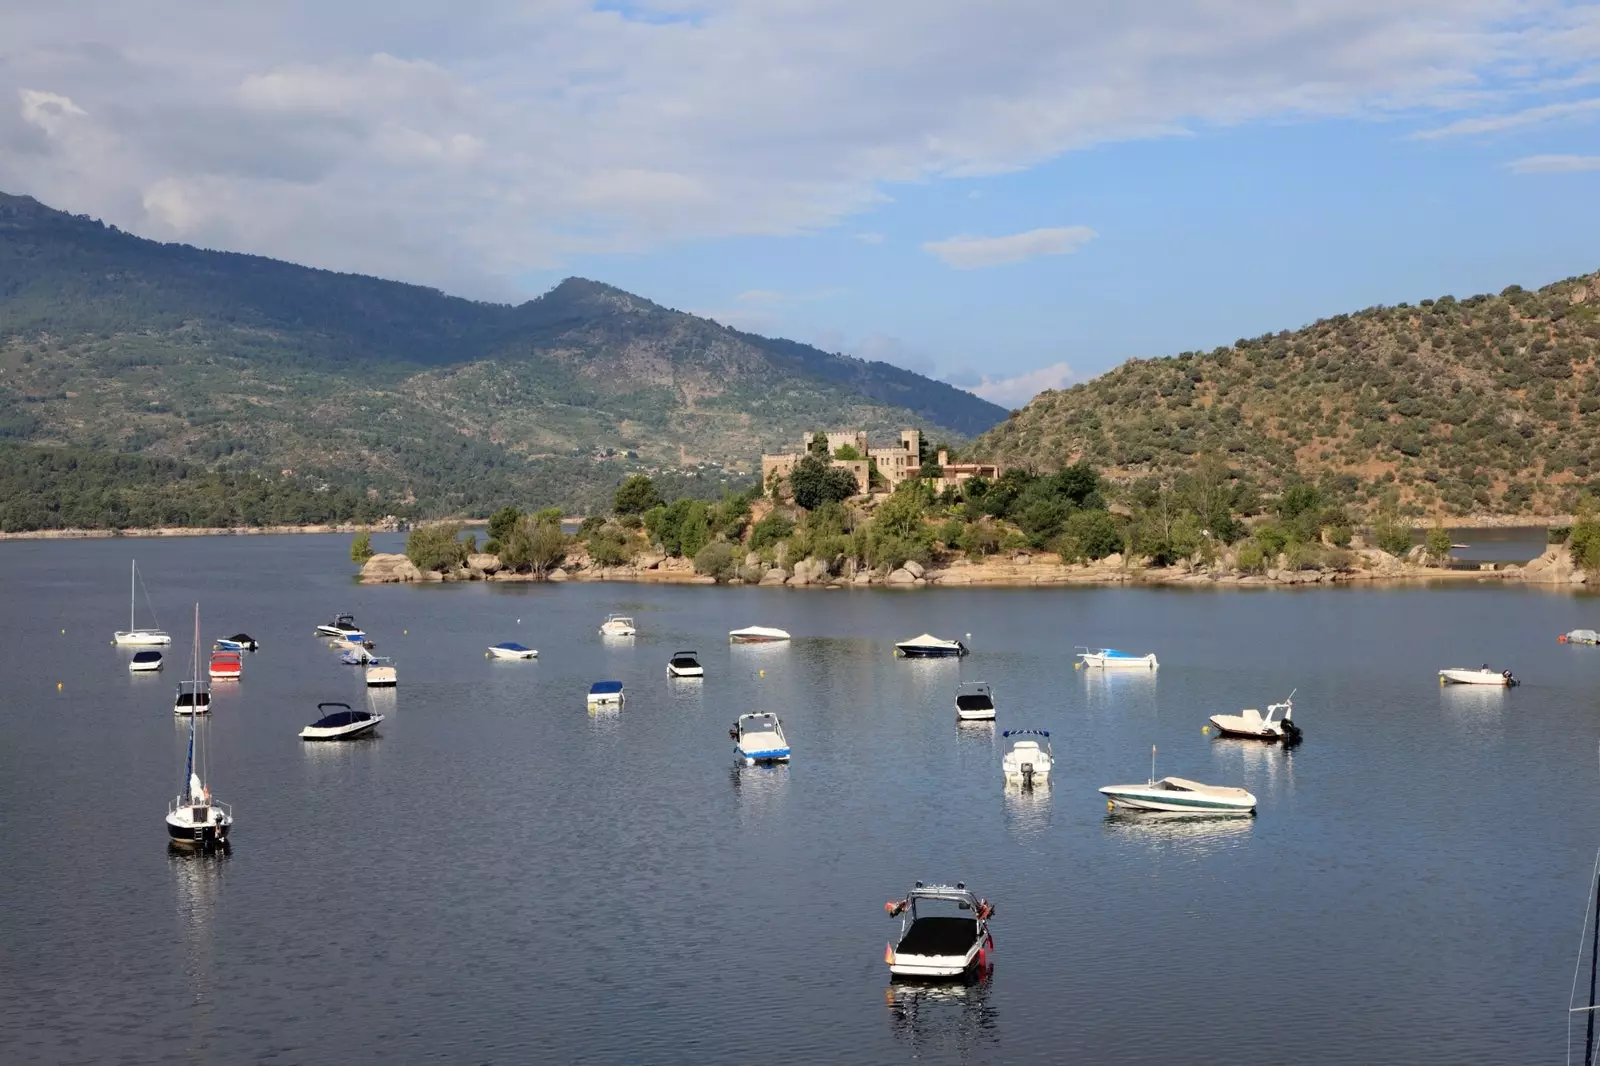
883 882 995 979
895 633 968 658
1561 629 1600 646
1001 729 1052 786
300 701 383 740
600 614 637 637
668 650 704 678
487 642 538 660
129 650 164 672
1439 666 1518 686
364 656 397 687
730 712 790 764
955 681 996 722
166 605 232 849
340 648 371 665
315 613 365 640
1076 647 1158 669
113 560 171 646
1100 748 1255 813
729 626 791 643
174 679 212 716
587 680 625 707
1208 690 1302 743
214 633 258 652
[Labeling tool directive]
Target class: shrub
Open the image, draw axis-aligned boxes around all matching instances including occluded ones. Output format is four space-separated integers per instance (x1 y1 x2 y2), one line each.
406 521 466 572
614 475 664 515
350 530 374 563
1235 542 1265 573
1372 516 1413 556
483 538 502 555
1064 509 1121 560
1425 525 1453 562
749 511 796 552
693 541 737 582
487 506 521 545
501 516 567 576
587 526 630 567
959 521 1000 560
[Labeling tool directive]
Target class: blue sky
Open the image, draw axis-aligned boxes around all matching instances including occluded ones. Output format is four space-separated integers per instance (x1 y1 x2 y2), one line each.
3 1 1599 405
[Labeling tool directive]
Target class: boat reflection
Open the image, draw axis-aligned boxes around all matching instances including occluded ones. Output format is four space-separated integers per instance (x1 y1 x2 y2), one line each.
1100 809 1254 852
1079 666 1157 712
729 762 788 822
1001 779 1052 838
884 974 998 1058
169 846 225 1012
365 687 397 716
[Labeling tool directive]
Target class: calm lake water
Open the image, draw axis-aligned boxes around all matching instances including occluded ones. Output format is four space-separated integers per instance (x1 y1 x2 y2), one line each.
4 534 1600 1064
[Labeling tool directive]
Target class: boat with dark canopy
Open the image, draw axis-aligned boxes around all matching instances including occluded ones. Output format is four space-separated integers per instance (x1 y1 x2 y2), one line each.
299 701 383 741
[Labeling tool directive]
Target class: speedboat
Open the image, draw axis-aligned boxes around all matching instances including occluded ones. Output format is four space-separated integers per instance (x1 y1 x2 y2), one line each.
1561 630 1600 646
214 633 258 652
300 701 383 740
129 650 164 672
487 642 538 660
1208 691 1301 743
364 656 397 687
174 680 212 717
1077 647 1158 669
587 680 625 707
331 635 374 652
316 613 365 640
895 633 968 658
668 650 704 678
339 648 371 665
883 882 995 979
600 614 637 637
1439 666 1518 686
730 712 790 764
113 560 171 646
1100 750 1256 813
208 650 242 681
1001 730 1052 786
729 626 791 643
955 681 996 721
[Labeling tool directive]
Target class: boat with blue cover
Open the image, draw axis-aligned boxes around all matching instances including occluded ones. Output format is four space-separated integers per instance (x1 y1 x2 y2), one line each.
487 642 538 660
587 680 625 707
129 650 164 672
1077 647 1158 669
730 712 790 764
214 633 258 652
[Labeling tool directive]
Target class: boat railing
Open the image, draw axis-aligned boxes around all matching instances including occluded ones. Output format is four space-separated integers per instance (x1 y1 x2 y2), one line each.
169 794 233 819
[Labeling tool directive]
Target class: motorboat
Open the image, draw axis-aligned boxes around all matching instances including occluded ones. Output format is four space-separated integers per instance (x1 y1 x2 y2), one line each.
166 604 232 849
129 650 164 672
895 633 968 658
600 614 637 637
331 635 374 652
339 648 371 665
729 626 791 643
587 680 625 707
1001 730 1052 787
315 613 365 639
299 701 383 741
208 650 242 681
668 650 704 678
487 642 538 660
1077 647 1158 669
1100 748 1255 813
214 633 258 652
883 882 995 979
1208 691 1302 743
364 656 397 687
1561 630 1600 645
1439 666 1518 686
955 681 996 722
113 560 171 646
730 712 790 764
174 680 212 717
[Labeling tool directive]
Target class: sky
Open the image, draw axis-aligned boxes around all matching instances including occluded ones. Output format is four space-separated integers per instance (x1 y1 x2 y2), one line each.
2 2 1599 408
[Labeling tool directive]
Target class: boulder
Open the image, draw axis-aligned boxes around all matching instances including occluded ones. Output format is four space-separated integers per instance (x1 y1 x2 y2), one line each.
745 551 761 568
466 552 501 574
360 553 423 583
547 568 568 582
853 572 876 586
759 568 788 586
903 559 926 579
787 569 810 587
636 551 666 570
1101 553 1123 569
886 567 918 585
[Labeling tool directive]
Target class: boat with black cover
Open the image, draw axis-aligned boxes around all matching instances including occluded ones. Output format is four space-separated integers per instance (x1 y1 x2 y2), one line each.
300 701 384 740
883 882 995 979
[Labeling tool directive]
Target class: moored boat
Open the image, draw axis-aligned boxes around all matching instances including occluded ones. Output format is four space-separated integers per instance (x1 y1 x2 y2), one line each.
668 650 704 678
1208 691 1301 743
299 701 383 741
1001 729 1052 786
1561 629 1600 645
1100 747 1255 813
895 633 968 658
315 613 364 640
883 882 995 980
339 648 370 665
364 656 397 687
208 650 242 681
166 605 231 849
113 560 171 646
1077 647 1158 669
955 681 996 722
174 680 212 717
729 626 791 643
730 712 790 764
1439 666 1518 686
487 642 538 660
129 650 164 672
599 614 636 637
587 680 625 707
214 633 259 652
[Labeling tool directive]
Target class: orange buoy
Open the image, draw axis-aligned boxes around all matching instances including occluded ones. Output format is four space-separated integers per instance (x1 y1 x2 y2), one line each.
884 942 894 965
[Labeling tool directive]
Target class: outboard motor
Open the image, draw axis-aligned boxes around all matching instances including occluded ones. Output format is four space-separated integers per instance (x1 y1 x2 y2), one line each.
1282 719 1304 746
1020 763 1035 790
1503 670 1518 687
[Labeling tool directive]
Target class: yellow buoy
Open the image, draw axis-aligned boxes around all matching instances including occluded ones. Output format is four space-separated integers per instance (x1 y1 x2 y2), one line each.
404 629 409 635
60 628 65 635
1202 725 1210 734
57 682 63 691
1073 662 1081 670
1106 800 1114 811
759 669 765 677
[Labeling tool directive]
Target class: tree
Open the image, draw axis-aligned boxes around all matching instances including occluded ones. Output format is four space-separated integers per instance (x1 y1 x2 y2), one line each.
614 475 664 515
487 505 521 545
693 541 737 582
834 443 863 461
749 510 795 551
501 514 568 576
1372 512 1413 556
586 525 630 567
350 530 374 563
1425 525 1453 563
406 521 466 572
808 432 830 458
790 454 857 510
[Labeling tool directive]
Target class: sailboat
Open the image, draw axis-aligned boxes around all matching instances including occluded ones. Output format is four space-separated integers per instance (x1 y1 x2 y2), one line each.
166 605 232 849
113 560 171 646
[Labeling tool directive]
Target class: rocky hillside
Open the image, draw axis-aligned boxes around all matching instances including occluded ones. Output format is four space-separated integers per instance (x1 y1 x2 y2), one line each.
973 271 1600 516
0 192 1003 515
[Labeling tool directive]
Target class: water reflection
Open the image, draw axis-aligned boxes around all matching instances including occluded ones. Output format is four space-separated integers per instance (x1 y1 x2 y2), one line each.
884 976 999 1059
1100 810 1254 854
1208 735 1298 789
1079 667 1158 713
729 763 789 823
1001 779 1052 838
169 847 225 1018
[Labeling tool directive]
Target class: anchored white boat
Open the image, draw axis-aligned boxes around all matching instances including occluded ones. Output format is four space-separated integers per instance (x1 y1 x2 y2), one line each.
730 712 790 764
668 650 704 678
315 613 365 640
208 650 242 681
214 633 258 652
129 650 164 673
1077 647 1158 669
883 882 995 979
364 656 397 687
300 701 383 741
166 605 232 849
587 680 625 707
955 681 995 722
113 560 171 646
895 633 968 658
600 614 637 637
1100 748 1255 813
174 679 212 717
1001 729 1052 786
1208 691 1302 743
340 648 371 665
1561 629 1600 646
729 626 791 643
1439 666 1518 686
487 642 538 660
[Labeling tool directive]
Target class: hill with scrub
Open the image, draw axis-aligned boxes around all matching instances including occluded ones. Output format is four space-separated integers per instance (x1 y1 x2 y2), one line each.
972 271 1600 517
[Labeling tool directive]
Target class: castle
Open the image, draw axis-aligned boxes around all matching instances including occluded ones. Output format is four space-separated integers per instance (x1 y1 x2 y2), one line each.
760 428 1002 497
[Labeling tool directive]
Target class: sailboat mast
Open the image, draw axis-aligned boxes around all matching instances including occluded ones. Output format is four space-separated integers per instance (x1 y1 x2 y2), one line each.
130 561 136 632
184 603 198 799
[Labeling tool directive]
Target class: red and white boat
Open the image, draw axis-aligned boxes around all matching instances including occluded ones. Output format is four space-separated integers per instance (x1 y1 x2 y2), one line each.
208 650 242 681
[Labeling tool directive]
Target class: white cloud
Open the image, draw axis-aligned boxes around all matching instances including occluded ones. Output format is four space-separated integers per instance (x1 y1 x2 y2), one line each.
851 231 885 244
1509 153 1600 173
923 225 1096 269
1412 96 1600 138
0 1 1589 296
966 361 1078 408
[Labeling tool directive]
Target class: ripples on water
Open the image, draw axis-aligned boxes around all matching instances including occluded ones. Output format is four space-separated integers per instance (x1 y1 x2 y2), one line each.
1 535 1598 1063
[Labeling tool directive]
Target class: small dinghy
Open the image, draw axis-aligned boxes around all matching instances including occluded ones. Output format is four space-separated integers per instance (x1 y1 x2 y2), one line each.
587 680 625 707
300 701 383 741
1001 729 1052 786
174 679 212 717
883 882 995 980
895 633 968 658
487 642 538 660
1561 630 1600 646
1077 647 1158 669
729 626 791 643
315 613 364 639
208 650 242 681
1100 747 1255 813
730 712 790 764
214 634 259 652
129 650 164 672
364 656 397 687
1439 665 1518 686
339 648 371 665
668 650 704 678
599 614 636 637
955 681 996 721
1208 690 1301 743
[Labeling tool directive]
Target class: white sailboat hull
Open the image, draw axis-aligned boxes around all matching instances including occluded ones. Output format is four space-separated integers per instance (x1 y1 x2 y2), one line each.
1079 652 1157 669
115 630 171 646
